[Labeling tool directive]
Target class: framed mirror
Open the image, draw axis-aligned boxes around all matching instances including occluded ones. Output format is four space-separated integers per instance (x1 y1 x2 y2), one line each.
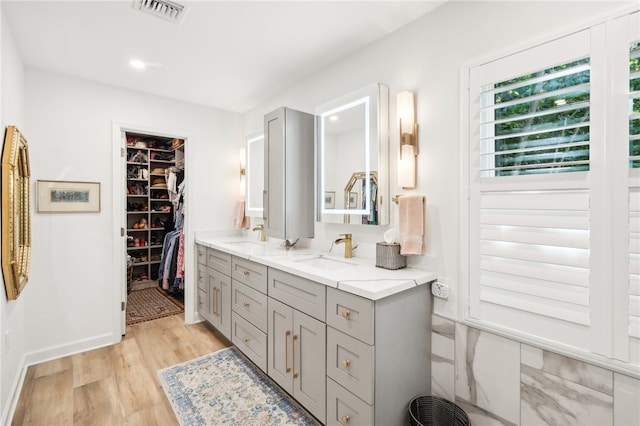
316 83 389 225
2 125 32 300
245 133 264 217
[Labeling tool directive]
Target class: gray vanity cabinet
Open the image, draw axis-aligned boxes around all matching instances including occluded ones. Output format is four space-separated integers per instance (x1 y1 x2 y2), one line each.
264 107 315 241
267 268 327 423
231 257 269 372
195 245 232 339
268 297 326 423
325 285 430 426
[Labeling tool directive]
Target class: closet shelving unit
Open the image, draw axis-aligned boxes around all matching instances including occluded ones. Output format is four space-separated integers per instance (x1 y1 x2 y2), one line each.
125 133 177 285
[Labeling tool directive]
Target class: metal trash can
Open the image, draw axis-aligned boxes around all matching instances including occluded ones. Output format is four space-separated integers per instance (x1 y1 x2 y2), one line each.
408 395 470 426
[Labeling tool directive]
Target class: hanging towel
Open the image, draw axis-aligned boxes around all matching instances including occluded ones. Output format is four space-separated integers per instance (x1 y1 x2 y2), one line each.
233 200 249 229
399 195 425 255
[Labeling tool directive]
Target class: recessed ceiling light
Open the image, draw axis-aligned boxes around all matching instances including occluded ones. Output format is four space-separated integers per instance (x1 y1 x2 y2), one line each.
329 115 339 122
129 59 146 70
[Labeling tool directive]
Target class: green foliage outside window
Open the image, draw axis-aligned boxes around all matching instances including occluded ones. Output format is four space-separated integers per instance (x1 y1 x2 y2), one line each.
491 59 591 176
630 42 640 168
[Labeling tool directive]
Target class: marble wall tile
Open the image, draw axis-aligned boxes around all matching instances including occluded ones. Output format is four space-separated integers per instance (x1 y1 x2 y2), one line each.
521 364 613 426
521 344 612 395
431 315 456 401
456 397 518 426
455 323 521 425
614 373 640 426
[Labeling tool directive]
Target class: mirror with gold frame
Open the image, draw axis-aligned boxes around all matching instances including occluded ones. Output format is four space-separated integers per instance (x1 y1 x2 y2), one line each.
2 125 31 300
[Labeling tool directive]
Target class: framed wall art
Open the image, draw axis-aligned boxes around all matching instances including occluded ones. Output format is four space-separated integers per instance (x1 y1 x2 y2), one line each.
324 191 335 209
37 180 101 213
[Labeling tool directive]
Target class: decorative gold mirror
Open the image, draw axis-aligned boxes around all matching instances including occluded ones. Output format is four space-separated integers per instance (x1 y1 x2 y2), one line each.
343 171 378 224
2 126 31 300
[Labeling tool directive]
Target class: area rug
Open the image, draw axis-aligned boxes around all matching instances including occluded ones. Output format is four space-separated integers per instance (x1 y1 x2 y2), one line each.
126 287 184 325
157 346 320 426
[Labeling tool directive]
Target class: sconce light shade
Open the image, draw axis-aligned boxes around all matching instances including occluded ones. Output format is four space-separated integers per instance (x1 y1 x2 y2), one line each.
397 91 415 136
397 91 417 189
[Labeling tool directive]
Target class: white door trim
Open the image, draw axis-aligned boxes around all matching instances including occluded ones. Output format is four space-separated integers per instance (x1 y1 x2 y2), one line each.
111 121 194 338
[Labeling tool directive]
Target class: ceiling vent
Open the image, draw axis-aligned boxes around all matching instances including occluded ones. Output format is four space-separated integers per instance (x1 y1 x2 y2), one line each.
134 0 187 23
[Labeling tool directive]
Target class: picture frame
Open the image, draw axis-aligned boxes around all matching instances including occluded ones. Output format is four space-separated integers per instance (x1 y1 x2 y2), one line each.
348 192 358 209
324 191 335 209
37 180 101 213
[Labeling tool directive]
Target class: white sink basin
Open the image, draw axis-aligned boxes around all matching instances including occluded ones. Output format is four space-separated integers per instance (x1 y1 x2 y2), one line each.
295 255 356 271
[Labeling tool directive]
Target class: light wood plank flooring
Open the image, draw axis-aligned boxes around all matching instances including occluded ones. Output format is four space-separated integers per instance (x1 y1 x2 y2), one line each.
12 314 230 425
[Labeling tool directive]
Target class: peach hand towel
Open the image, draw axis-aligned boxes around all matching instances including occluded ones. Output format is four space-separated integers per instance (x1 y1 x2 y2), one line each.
233 200 249 229
399 195 425 255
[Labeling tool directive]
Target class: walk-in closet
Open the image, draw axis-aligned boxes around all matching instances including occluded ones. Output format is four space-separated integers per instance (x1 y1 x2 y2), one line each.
125 132 186 323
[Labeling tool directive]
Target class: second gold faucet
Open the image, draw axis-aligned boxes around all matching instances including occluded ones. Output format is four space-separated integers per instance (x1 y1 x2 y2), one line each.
252 224 267 242
335 233 353 258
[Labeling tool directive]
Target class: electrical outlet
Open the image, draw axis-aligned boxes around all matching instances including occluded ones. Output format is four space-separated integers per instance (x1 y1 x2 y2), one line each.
431 280 449 299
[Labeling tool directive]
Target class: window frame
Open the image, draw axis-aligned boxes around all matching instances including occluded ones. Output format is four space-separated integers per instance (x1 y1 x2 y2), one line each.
460 7 640 377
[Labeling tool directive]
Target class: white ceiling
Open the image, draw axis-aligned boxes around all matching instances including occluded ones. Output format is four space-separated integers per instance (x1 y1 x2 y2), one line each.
2 1 445 113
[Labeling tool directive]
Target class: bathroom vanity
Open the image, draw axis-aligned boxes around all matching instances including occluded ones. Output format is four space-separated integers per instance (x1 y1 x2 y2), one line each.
195 237 435 425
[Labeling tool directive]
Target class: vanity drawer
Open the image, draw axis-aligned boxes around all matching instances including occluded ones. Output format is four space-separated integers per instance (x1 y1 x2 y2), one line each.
196 244 207 266
232 258 268 294
327 327 374 404
232 280 268 333
232 312 267 372
268 268 325 321
326 288 374 345
327 378 373 426
207 248 232 276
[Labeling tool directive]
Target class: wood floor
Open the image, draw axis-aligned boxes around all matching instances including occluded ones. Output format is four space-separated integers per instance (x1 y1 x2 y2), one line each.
11 314 230 425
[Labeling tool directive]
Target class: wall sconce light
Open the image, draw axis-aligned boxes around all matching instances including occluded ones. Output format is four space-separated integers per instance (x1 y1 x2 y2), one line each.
239 147 246 196
397 91 418 189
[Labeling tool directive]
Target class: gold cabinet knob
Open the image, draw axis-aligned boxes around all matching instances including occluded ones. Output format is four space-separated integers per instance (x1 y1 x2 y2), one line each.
341 415 350 424
243 337 250 343
341 310 351 318
243 301 250 307
342 359 351 368
243 270 250 276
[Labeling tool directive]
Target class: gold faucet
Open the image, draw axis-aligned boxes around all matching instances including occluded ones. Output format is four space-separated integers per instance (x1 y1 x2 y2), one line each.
335 233 353 258
252 224 267 242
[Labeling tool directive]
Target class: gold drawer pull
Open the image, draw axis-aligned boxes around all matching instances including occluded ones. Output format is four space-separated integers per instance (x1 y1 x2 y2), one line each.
243 270 250 276
341 310 351 318
243 301 250 307
243 337 250 343
285 331 291 373
342 359 351 368
341 415 350 424
292 334 298 379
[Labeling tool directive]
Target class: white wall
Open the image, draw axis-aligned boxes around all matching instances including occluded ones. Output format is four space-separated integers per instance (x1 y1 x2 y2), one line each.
242 1 631 320
0 10 27 423
22 68 242 362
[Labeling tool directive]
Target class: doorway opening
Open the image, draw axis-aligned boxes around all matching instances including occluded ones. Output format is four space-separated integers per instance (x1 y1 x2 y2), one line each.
124 131 186 325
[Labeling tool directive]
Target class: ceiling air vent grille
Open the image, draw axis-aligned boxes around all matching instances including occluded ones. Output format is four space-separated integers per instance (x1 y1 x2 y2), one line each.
134 0 187 23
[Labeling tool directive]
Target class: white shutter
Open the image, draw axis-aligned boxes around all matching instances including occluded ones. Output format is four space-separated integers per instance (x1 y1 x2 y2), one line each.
469 30 596 351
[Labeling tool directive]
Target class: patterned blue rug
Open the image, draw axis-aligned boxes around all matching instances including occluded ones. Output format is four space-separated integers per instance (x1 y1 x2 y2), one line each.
157 346 320 425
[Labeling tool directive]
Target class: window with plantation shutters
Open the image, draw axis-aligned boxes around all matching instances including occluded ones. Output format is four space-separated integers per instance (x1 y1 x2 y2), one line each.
465 11 640 373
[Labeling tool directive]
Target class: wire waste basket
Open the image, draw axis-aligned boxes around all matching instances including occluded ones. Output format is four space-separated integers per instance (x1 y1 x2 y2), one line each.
408 395 470 426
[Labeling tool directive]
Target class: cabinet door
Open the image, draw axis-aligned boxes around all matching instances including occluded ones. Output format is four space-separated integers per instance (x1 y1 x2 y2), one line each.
264 108 285 238
208 268 231 339
293 310 326 423
267 297 293 394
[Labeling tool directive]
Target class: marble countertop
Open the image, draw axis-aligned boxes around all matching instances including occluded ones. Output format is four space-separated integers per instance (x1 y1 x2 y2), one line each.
195 235 437 301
